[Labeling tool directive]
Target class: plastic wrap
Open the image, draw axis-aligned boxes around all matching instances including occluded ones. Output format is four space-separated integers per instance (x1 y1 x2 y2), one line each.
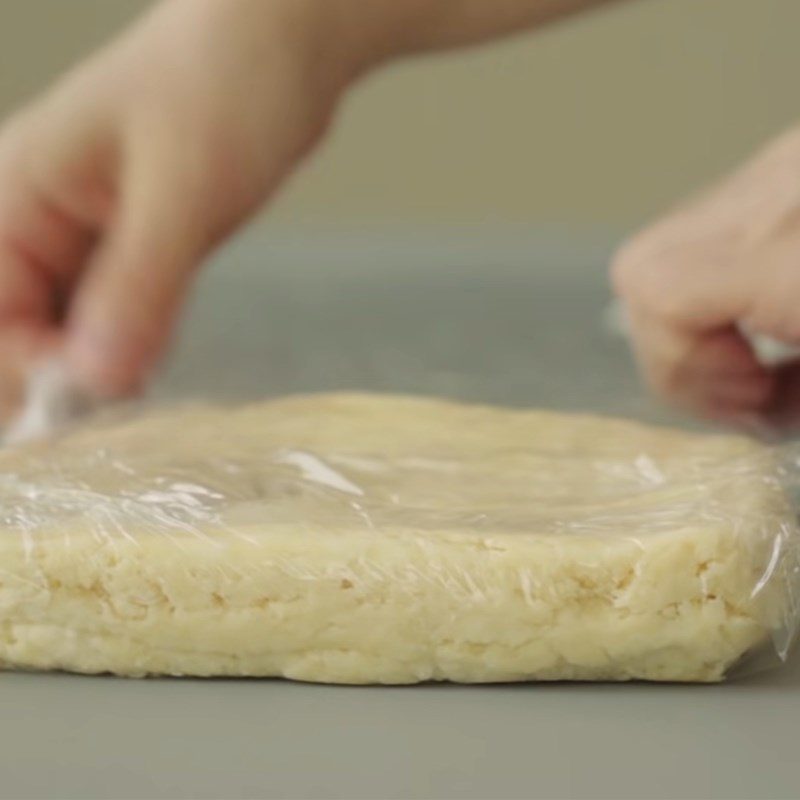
0 392 797 684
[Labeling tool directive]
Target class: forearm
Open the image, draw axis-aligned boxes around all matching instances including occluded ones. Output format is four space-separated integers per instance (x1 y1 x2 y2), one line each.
161 1 621 92
320 0 621 71
274 0 619 80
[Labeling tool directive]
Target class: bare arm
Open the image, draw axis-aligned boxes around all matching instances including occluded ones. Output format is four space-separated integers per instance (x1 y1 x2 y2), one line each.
323 0 618 66
0 0 617 402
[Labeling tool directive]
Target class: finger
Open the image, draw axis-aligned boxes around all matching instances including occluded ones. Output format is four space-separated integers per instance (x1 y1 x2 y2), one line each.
613 240 756 332
626 309 773 417
65 145 213 397
0 323 59 423
613 237 776 419
739 238 800 345
761 359 800 431
0 117 105 421
702 373 775 411
0 132 97 323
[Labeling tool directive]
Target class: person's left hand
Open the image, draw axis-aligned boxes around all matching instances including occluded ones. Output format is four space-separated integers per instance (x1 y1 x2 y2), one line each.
612 127 800 431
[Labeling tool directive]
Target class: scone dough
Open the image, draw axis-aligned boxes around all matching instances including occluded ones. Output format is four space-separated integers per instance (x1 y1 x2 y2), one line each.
0 393 793 683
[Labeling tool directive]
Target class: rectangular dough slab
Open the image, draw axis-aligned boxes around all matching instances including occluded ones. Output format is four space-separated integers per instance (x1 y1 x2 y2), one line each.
0 393 795 683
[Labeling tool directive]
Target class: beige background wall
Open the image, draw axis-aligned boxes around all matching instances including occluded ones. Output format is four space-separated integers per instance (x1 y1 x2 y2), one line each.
0 0 798 234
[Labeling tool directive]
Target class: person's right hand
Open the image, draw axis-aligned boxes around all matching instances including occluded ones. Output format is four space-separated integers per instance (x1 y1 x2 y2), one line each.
0 0 352 410
612 127 800 431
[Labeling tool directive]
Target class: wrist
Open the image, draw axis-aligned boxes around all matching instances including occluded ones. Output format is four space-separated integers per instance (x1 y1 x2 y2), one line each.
260 0 380 90
169 0 375 96
284 1 406 84
262 1 445 80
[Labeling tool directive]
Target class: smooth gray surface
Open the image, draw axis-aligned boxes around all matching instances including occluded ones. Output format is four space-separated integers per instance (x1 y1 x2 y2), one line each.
0 233 795 800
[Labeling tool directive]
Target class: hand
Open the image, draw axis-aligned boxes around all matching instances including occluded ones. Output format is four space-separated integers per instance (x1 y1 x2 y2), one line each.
0 0 618 415
0 0 614 413
612 128 800 430
0 0 351 403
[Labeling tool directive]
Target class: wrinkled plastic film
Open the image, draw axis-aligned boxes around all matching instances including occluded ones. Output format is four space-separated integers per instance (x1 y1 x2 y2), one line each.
3 358 103 446
0 393 797 684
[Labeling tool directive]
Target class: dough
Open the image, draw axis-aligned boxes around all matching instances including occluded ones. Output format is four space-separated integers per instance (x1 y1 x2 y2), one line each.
0 393 794 683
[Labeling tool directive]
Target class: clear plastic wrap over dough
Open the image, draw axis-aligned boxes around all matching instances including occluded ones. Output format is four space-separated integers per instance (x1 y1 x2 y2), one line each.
0 393 797 684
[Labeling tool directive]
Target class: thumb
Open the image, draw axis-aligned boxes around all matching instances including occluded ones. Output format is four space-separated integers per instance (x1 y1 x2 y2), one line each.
66 152 214 397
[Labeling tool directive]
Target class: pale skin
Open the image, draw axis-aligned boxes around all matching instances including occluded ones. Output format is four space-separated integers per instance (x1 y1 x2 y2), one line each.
0 0 794 428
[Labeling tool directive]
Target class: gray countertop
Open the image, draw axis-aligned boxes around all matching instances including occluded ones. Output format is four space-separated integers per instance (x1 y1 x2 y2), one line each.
0 231 796 800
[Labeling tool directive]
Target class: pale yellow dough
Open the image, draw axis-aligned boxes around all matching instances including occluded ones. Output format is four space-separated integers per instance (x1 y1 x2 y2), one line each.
0 393 794 683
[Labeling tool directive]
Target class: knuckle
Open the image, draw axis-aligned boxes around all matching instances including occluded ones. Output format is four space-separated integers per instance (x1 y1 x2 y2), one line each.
612 246 681 320
609 240 641 297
